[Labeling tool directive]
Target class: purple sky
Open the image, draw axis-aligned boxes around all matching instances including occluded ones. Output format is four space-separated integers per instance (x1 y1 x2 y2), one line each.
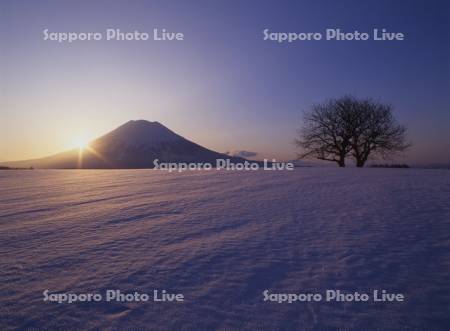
1 0 449 164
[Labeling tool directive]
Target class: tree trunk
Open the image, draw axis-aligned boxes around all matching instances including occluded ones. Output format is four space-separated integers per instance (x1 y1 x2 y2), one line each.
356 159 365 167
338 159 346 167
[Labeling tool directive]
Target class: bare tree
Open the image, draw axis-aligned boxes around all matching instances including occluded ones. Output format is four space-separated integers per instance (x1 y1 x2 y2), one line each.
296 96 410 167
296 99 353 167
348 98 410 167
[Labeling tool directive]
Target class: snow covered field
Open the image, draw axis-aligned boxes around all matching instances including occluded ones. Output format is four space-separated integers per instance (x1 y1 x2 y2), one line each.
0 168 449 330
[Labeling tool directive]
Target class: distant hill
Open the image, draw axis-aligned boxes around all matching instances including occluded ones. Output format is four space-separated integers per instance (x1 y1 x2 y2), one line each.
2 120 246 169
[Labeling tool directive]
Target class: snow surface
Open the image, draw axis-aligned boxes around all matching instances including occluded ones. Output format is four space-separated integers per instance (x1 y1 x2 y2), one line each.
0 168 449 330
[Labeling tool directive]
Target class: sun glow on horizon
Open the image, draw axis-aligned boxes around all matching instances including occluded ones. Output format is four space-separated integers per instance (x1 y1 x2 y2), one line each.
72 137 90 150
72 134 109 168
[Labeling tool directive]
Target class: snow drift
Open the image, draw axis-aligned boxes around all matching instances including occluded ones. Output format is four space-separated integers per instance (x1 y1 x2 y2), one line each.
0 168 449 330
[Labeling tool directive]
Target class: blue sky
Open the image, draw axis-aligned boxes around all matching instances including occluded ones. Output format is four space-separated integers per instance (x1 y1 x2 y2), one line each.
1 0 449 163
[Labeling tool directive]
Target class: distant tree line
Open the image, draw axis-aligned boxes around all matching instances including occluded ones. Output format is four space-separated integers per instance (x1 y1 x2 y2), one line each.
370 164 410 168
296 96 410 167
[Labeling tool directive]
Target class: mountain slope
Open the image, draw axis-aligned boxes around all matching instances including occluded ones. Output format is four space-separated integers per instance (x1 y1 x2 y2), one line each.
2 120 245 169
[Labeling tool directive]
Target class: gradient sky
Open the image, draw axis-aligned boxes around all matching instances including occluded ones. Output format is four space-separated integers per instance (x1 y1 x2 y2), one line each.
1 0 449 164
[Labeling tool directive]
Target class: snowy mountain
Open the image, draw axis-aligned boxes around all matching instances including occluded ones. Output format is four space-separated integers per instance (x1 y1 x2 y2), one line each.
2 120 245 169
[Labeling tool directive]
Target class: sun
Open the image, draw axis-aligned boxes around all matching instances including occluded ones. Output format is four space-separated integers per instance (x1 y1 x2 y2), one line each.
73 137 89 150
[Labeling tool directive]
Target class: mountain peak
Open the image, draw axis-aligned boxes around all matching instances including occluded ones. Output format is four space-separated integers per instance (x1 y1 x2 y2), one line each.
121 119 164 128
102 120 183 145
125 119 161 125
